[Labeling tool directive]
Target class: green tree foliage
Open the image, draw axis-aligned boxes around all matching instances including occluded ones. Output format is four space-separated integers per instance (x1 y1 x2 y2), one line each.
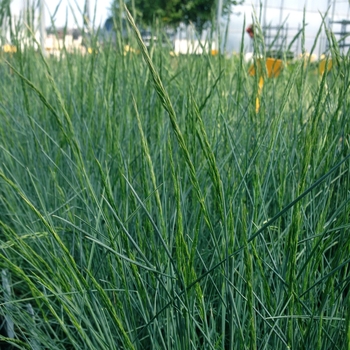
110 0 243 32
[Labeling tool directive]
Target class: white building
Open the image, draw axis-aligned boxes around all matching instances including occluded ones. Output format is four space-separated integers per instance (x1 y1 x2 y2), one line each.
3 0 88 54
225 0 350 56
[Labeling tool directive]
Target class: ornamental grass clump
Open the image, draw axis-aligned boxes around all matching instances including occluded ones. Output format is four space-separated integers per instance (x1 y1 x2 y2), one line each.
0 8 349 350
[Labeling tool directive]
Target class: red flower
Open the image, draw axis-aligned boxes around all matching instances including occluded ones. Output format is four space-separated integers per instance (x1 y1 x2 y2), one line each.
246 24 254 38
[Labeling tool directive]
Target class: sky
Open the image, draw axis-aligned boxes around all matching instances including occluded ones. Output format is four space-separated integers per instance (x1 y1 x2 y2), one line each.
11 0 113 28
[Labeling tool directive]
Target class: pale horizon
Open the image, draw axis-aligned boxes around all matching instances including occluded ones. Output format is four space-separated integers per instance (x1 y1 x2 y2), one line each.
10 0 112 28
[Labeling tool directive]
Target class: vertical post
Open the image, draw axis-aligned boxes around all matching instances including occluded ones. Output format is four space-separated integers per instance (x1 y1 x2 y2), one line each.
263 0 268 28
39 0 46 56
217 0 223 53
330 0 336 24
84 0 91 27
279 0 284 25
279 0 284 51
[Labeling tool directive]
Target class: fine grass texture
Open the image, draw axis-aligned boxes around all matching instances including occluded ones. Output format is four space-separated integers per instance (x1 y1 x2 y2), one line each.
0 9 349 350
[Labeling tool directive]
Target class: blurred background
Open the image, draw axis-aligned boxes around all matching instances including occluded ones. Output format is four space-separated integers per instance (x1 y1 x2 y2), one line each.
2 0 350 58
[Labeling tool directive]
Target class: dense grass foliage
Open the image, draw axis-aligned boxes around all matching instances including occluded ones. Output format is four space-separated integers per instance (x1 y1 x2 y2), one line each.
0 22 349 349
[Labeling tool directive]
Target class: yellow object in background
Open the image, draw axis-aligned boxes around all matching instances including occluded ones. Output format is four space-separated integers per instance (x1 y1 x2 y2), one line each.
248 58 283 78
249 58 283 113
87 47 99 54
319 58 332 76
255 76 264 113
3 44 17 53
123 45 139 55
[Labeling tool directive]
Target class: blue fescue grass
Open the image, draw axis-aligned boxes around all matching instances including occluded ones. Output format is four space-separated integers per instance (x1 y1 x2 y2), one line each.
0 10 349 349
